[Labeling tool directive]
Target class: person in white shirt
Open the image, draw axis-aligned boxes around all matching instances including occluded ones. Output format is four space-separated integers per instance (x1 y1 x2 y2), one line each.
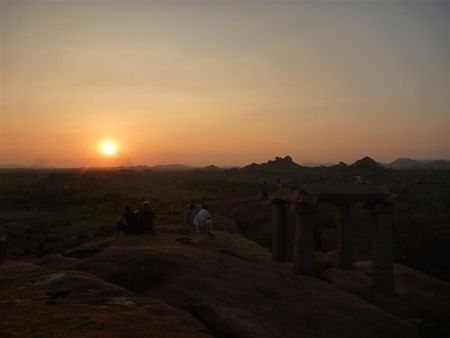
193 204 212 234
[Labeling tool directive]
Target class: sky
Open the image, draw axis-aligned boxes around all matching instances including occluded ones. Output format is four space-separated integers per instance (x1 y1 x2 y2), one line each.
1 0 449 167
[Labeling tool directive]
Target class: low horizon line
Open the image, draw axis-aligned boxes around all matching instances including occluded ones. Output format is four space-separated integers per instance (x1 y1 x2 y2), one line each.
1 156 449 170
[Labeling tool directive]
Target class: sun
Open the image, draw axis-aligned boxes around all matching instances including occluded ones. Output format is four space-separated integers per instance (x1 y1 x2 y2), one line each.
99 141 117 156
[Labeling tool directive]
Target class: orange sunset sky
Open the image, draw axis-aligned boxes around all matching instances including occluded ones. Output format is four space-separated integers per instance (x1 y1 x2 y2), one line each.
1 0 449 167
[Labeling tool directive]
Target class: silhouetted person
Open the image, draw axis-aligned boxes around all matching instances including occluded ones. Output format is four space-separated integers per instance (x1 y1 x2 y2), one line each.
137 201 154 234
116 205 138 238
186 203 196 226
260 181 268 200
193 204 212 234
0 226 6 263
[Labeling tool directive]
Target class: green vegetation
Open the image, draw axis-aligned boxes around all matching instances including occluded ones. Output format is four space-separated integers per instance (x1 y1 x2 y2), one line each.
0 169 260 237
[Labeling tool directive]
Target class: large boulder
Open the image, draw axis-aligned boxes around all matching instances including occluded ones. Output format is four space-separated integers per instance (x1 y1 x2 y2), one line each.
321 261 450 320
393 203 450 281
76 233 419 338
229 200 272 234
210 214 241 233
206 197 256 216
0 261 211 338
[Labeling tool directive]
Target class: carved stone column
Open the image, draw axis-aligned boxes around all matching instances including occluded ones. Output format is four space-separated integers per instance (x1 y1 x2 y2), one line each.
336 202 353 269
371 198 395 291
292 197 318 274
271 199 288 261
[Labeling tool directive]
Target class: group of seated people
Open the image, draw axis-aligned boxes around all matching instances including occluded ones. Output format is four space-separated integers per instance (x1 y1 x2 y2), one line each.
116 202 213 237
116 201 154 237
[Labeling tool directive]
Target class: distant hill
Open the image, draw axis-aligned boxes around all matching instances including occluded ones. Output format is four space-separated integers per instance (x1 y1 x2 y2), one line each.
242 156 302 172
388 158 422 169
200 165 223 172
423 160 450 170
150 164 194 171
349 156 386 170
388 158 450 170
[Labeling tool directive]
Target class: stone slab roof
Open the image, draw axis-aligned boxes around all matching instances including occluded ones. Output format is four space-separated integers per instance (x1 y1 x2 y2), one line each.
277 183 390 203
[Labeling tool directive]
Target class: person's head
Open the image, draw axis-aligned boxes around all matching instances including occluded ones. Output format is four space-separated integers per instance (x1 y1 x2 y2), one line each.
201 203 209 211
124 205 132 213
142 201 151 211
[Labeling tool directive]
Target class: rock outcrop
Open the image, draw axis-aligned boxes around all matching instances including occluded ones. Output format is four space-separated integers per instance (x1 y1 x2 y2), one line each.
322 261 450 319
0 261 211 338
74 232 419 338
3 223 449 337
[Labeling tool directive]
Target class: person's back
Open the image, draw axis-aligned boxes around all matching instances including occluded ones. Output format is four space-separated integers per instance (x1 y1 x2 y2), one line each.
124 210 138 229
186 203 196 225
137 201 154 233
116 205 138 238
193 205 211 233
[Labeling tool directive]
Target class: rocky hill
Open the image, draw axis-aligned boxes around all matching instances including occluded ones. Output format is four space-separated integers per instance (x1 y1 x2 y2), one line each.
349 156 386 170
389 158 424 169
242 156 302 173
388 158 450 170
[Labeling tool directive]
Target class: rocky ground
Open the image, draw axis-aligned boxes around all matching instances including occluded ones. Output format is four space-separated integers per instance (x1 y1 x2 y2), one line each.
1 196 449 337
1 225 449 337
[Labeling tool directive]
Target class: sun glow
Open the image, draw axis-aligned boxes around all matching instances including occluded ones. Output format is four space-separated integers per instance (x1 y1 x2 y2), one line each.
99 141 117 156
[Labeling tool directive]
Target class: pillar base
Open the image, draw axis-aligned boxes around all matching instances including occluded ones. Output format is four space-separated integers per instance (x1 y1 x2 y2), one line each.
292 203 317 275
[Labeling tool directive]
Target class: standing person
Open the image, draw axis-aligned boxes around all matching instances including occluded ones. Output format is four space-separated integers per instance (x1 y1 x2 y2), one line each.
0 227 6 263
186 203 196 226
115 205 138 238
137 201 154 234
193 204 212 234
260 181 268 200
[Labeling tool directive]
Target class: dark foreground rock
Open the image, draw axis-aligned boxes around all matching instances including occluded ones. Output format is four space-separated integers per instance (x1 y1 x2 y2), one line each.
75 232 419 338
0 262 210 338
4 229 447 338
322 261 450 319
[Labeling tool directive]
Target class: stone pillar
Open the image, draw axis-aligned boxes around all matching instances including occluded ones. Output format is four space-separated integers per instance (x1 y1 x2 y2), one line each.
271 199 288 261
292 202 318 274
371 200 395 291
336 203 353 269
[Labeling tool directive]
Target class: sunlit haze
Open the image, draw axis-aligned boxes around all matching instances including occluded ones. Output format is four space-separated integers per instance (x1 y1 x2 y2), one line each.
1 0 449 167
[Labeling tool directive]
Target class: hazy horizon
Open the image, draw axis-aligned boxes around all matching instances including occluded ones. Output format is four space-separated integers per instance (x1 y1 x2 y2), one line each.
1 154 449 169
1 0 449 167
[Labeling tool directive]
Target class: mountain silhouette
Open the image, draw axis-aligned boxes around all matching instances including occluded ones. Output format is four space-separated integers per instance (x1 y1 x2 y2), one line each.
349 156 386 170
388 158 450 170
243 156 302 172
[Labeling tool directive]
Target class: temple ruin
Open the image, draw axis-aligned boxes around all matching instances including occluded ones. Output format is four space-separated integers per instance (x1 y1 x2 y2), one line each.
271 183 395 291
